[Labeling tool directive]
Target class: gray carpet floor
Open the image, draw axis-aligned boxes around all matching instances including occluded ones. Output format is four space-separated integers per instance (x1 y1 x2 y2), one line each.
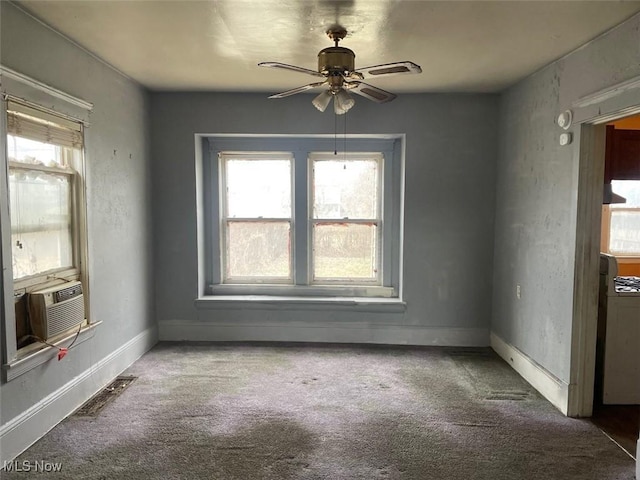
4 343 635 479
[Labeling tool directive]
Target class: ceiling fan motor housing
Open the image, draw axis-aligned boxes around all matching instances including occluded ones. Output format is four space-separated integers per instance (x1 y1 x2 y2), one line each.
318 47 355 75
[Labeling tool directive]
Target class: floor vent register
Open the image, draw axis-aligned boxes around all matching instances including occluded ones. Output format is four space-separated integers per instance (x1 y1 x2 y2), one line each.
74 376 137 417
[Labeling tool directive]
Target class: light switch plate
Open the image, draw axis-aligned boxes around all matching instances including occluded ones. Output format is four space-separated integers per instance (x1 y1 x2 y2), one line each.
559 132 572 146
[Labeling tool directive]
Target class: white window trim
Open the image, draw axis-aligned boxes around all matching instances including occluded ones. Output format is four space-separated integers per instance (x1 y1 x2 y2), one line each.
199 134 404 300
1 67 94 377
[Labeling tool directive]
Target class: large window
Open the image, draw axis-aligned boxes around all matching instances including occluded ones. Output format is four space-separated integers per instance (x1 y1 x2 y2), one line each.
7 101 84 288
207 137 402 298
602 180 640 256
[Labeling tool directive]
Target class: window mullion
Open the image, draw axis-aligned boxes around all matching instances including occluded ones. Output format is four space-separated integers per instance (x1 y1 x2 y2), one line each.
294 150 308 285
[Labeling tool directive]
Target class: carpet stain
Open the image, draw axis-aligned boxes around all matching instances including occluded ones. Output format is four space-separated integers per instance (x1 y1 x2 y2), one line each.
165 417 317 480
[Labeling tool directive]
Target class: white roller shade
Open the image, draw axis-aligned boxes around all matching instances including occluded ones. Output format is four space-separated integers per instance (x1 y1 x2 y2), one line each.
7 101 83 149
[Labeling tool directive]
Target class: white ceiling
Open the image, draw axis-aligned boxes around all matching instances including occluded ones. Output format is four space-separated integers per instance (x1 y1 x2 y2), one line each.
15 0 640 93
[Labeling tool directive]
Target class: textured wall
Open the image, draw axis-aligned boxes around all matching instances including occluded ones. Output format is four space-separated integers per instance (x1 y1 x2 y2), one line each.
151 92 499 342
0 3 155 422
492 13 640 383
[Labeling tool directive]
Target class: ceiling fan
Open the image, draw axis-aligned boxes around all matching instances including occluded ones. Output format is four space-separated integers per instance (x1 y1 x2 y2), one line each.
258 26 422 115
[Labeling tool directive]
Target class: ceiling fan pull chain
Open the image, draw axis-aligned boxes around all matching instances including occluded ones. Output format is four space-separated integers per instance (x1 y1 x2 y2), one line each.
334 111 338 155
344 111 347 161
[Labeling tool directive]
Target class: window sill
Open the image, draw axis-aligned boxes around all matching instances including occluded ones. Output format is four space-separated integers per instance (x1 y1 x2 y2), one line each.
612 256 640 263
195 296 406 313
3 321 102 381
210 284 395 297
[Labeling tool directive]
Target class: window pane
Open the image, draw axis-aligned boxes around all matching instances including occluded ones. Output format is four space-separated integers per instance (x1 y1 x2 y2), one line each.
10 169 72 279
313 159 379 219
226 221 291 279
610 180 640 208
313 223 378 280
226 159 291 218
609 211 640 254
7 134 64 167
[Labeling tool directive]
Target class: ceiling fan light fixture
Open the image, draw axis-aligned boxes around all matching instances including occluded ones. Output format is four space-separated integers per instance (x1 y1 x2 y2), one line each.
312 90 333 112
259 25 421 112
334 89 355 115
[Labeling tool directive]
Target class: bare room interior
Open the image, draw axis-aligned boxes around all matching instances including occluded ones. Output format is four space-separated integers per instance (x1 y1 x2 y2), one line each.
1 1 639 478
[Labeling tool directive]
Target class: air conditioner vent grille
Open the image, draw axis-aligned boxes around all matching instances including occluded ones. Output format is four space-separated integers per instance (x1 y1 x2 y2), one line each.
47 296 84 337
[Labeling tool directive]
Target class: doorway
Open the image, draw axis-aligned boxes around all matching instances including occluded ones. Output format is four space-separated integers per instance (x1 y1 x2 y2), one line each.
589 113 640 458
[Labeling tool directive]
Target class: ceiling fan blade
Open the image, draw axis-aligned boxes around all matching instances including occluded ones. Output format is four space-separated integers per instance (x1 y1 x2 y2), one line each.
258 62 325 78
354 61 422 78
268 81 327 99
346 81 397 103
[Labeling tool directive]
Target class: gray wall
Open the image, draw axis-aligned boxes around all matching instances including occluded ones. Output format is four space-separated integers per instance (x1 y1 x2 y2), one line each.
151 92 499 342
492 13 640 383
0 3 155 423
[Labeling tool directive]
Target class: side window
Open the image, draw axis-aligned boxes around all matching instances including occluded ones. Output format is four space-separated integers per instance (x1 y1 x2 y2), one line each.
7 100 87 350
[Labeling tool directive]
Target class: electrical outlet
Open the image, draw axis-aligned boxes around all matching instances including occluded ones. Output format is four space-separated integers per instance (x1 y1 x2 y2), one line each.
516 284 521 299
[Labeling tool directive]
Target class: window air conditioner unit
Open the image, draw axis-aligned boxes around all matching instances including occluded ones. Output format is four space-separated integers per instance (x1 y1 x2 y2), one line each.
28 281 85 341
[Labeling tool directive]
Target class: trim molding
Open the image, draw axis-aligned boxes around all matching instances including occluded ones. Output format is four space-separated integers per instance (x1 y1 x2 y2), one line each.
0 326 157 463
566 123 605 418
572 75 640 109
1 66 93 111
490 332 569 415
0 65 93 125
636 438 639 478
571 74 640 125
159 320 489 346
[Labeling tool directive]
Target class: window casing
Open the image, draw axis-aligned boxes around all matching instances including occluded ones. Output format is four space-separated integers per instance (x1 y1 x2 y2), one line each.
206 136 403 298
4 98 89 358
1 67 95 378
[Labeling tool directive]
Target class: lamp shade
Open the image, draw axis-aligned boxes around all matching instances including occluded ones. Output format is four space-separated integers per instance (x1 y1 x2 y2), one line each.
334 89 355 115
312 90 333 112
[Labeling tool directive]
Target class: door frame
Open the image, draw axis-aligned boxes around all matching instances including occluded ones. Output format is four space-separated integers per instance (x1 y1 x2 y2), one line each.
569 75 640 417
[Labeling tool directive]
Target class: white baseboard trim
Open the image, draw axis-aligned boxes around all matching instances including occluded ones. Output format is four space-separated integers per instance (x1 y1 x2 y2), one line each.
0 325 158 463
490 332 569 415
159 320 490 346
